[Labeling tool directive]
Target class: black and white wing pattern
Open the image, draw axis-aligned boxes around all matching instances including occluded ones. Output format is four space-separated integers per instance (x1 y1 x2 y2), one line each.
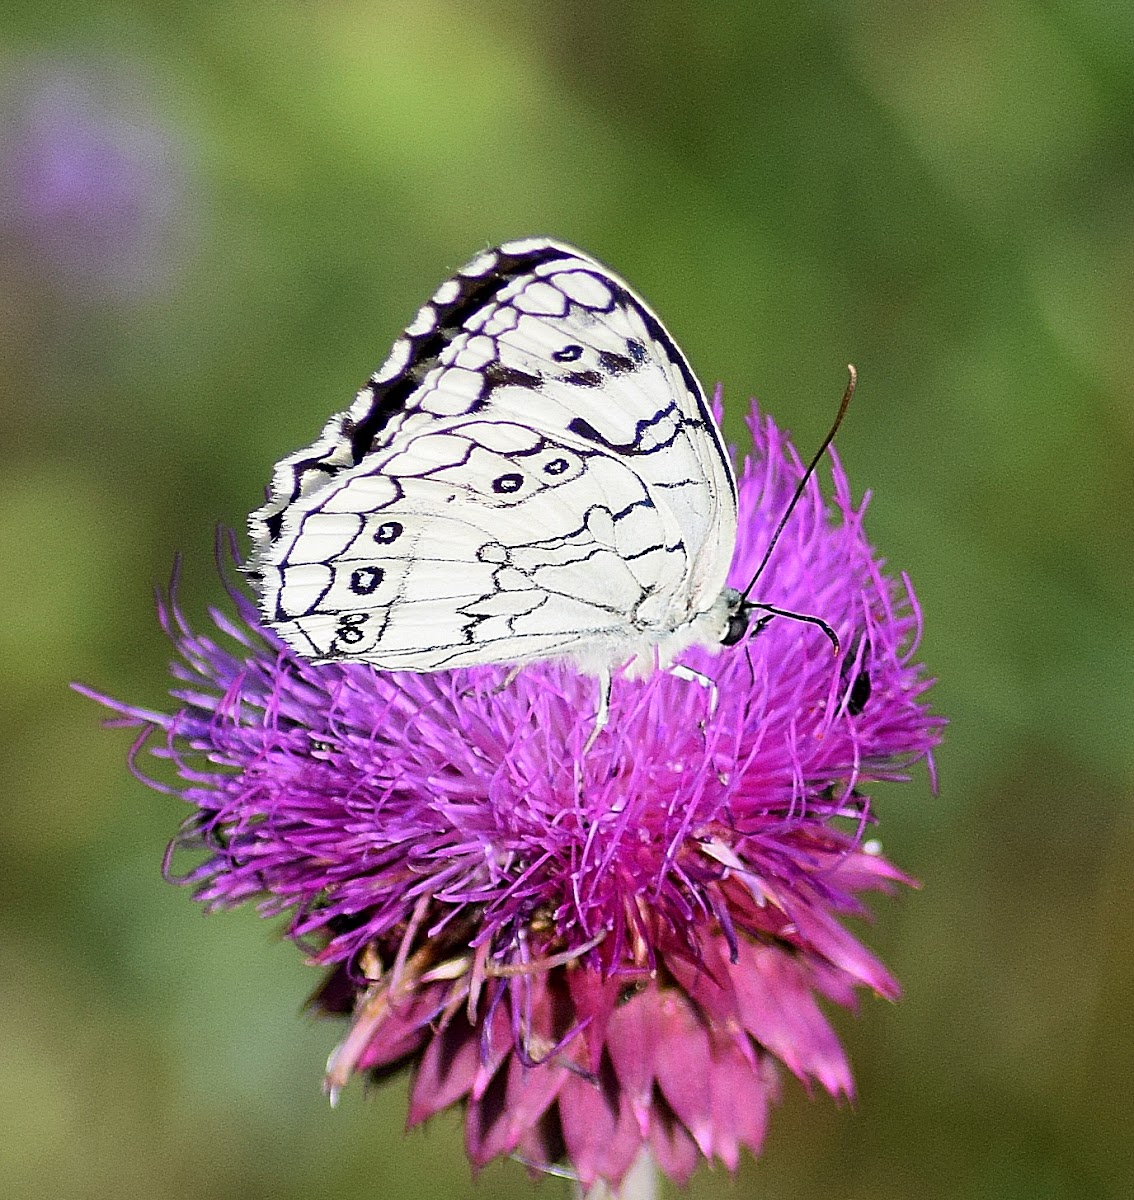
249 237 739 678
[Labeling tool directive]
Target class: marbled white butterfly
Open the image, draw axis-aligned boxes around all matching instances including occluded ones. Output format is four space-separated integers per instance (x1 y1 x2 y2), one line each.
248 238 842 712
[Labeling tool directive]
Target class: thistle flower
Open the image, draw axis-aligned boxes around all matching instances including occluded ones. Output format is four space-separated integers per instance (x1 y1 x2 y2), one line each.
83 402 942 1190
0 57 185 295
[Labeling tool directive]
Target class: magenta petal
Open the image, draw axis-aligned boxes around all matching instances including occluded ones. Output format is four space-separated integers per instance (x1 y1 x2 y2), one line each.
464 1085 502 1168
606 989 662 1136
558 1067 644 1190
788 903 901 999
472 1054 571 1163
513 1117 563 1177
355 986 448 1071
705 1044 776 1168
469 1022 513 1103
652 992 714 1157
828 847 916 893
567 966 620 1075
733 943 853 1097
355 1024 428 1072
666 952 739 1025
408 1015 481 1125
467 985 573 1162
806 955 863 1009
648 1105 702 1185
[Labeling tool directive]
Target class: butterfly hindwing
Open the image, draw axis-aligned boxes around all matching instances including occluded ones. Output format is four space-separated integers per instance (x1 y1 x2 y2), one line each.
250 238 738 675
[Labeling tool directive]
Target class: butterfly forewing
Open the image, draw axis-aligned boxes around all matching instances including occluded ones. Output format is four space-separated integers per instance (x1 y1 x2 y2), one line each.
250 238 738 675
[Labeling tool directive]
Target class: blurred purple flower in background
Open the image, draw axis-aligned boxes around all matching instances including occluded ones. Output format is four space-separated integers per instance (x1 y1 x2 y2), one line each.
0 56 186 297
83 403 943 1190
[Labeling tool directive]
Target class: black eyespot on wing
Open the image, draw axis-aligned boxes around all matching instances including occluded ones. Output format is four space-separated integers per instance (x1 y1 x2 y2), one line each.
373 520 403 544
335 612 370 644
492 473 524 494
349 566 385 595
544 457 569 476
552 343 583 363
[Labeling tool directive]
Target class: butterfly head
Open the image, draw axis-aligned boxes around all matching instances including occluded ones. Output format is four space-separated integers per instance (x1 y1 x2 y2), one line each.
720 589 750 648
719 588 841 657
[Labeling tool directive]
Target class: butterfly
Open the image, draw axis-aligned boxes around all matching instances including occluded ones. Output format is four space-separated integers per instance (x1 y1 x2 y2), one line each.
248 238 834 715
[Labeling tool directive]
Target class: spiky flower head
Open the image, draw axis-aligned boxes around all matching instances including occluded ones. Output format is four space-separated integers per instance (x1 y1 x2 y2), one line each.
0 56 185 296
84 402 942 1190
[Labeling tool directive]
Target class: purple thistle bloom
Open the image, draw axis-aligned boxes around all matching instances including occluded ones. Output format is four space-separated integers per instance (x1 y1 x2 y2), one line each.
0 57 185 296
83 401 942 1189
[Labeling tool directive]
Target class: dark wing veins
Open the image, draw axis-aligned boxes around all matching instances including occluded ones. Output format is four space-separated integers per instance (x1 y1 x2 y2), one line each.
567 400 697 457
346 244 573 464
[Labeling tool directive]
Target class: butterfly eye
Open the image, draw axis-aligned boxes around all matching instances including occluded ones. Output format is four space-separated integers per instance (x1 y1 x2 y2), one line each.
373 520 403 544
722 607 750 647
551 343 583 363
492 473 524 494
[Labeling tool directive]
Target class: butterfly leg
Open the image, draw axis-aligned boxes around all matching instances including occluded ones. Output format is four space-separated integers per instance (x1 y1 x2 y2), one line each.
582 669 612 754
494 664 524 694
459 663 523 704
670 663 719 717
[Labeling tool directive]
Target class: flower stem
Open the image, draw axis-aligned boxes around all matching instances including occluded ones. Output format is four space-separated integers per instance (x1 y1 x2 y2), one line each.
574 1150 657 1200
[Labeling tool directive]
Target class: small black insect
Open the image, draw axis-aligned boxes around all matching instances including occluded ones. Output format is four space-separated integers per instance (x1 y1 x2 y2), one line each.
841 637 872 716
847 669 871 716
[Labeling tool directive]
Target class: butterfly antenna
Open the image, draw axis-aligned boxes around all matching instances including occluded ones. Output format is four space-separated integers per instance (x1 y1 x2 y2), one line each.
740 364 857 602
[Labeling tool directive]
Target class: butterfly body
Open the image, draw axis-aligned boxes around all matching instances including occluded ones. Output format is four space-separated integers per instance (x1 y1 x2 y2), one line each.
249 238 741 680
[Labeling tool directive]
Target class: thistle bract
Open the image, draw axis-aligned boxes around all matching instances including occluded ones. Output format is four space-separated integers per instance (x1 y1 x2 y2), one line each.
85 402 942 1189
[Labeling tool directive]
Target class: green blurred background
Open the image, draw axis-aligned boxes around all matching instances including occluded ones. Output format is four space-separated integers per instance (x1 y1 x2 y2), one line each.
3 2 1132 1197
